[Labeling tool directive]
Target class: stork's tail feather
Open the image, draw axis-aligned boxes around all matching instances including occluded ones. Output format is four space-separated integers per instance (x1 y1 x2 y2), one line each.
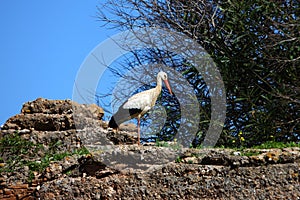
108 116 119 129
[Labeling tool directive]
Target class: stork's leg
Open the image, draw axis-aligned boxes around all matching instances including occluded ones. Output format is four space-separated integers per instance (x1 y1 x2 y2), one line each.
137 117 140 145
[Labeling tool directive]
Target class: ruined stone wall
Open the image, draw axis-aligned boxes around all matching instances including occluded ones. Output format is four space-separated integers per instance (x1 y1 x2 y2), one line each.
0 98 299 199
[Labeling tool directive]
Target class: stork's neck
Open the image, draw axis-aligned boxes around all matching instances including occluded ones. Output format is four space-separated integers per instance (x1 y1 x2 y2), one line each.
156 74 163 93
147 74 163 107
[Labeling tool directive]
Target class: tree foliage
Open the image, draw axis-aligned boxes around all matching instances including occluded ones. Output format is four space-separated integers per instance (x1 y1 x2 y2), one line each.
98 0 300 147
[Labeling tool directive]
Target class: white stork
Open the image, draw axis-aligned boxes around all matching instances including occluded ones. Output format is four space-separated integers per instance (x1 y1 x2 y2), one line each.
108 71 173 145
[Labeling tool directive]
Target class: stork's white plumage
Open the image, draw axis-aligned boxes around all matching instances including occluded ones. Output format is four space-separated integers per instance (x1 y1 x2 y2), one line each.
108 71 173 145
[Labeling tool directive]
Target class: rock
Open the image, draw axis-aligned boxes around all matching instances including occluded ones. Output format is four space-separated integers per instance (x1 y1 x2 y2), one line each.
72 102 104 122
1 98 300 199
85 104 104 120
35 162 300 199
106 130 137 145
21 98 73 114
119 123 137 132
3 98 104 131
2 113 75 131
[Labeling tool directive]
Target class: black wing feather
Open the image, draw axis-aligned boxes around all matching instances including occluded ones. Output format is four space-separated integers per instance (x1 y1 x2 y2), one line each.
108 104 142 128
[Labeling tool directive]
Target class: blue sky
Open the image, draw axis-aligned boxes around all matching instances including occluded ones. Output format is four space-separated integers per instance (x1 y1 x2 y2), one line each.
0 1 116 125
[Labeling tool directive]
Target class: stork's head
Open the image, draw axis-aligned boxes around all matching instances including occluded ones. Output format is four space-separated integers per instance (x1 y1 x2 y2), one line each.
158 71 173 95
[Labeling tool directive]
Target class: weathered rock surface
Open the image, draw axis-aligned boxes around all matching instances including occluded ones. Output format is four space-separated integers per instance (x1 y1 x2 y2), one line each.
2 98 104 131
36 162 300 200
0 98 299 199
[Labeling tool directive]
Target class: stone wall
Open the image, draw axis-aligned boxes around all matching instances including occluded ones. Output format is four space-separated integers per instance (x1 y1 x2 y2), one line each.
0 98 299 199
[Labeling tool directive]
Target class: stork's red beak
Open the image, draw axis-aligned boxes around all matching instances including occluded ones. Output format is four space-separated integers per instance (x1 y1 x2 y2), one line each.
163 79 173 95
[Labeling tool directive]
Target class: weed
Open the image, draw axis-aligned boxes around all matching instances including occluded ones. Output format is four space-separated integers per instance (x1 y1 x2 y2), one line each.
155 140 169 147
252 141 300 149
187 160 193 164
175 156 182 163
155 139 181 151
0 132 89 182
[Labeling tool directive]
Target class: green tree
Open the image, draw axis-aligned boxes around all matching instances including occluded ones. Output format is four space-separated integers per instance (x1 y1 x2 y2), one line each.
98 0 300 147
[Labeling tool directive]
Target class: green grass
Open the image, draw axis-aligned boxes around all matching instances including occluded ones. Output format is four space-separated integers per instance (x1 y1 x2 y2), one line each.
195 141 300 157
155 139 181 151
230 141 300 156
0 132 90 182
252 141 300 149
0 132 36 155
175 156 182 163
198 141 300 150
155 140 170 147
